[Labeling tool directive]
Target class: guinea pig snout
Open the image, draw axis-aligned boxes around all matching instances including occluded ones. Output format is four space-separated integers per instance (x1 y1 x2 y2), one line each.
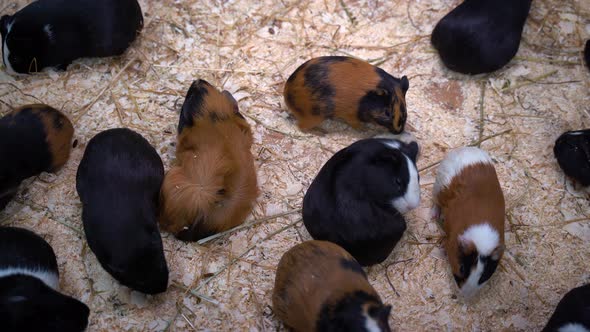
391 156 421 214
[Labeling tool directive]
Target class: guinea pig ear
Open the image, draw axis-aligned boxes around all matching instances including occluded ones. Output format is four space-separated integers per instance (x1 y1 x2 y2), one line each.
222 90 240 114
0 15 12 36
400 76 409 94
491 244 505 260
400 141 419 163
378 305 392 321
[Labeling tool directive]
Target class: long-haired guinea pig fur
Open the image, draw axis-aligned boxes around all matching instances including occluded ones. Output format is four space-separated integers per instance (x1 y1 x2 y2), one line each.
0 227 89 332
284 56 409 134
159 79 258 241
1 0 143 74
302 133 420 266
0 104 74 210
273 240 392 332
554 129 590 188
432 147 505 298
76 128 168 294
542 284 590 332
431 0 532 74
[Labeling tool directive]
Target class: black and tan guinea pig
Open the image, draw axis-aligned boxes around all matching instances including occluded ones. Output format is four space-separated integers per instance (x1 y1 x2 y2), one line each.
273 240 392 332
76 128 168 294
159 79 259 241
432 147 505 298
431 0 532 74
542 284 590 332
554 129 590 188
0 227 89 332
284 56 410 134
1 0 143 74
0 104 74 210
302 133 420 266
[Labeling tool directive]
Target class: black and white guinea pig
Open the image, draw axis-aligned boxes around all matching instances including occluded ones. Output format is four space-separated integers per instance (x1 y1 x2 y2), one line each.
431 0 532 74
76 128 168 294
1 0 143 74
302 133 421 266
0 227 89 332
554 129 590 188
0 104 74 210
542 284 590 332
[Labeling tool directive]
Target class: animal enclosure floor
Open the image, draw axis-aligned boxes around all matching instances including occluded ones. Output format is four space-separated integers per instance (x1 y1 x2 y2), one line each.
1 0 589 331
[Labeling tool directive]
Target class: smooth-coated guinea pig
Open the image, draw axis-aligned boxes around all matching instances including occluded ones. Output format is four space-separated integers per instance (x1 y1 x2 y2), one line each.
302 133 420 266
273 240 392 332
554 130 590 188
432 147 505 298
0 104 74 210
431 0 532 74
0 227 89 332
1 0 143 74
76 128 168 294
542 284 590 332
284 56 410 133
159 79 258 241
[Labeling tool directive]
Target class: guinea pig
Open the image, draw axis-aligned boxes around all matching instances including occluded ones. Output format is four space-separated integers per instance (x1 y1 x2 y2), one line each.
585 40 589 71
284 56 410 134
159 79 259 241
273 240 392 332
76 128 168 294
1 0 143 74
431 0 532 74
0 104 74 210
542 284 590 332
302 133 420 266
554 129 590 188
432 147 505 298
0 226 89 332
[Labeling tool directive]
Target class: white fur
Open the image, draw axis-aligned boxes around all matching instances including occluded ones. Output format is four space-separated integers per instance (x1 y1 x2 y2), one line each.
363 313 382 332
44 24 54 41
3 20 16 74
433 147 493 199
392 154 420 213
375 132 416 146
460 255 485 298
458 223 500 297
0 267 59 290
558 324 590 332
565 131 586 136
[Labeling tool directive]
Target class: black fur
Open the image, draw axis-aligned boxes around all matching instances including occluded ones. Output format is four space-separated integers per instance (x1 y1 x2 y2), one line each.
431 0 532 74
1 0 143 74
585 40 590 72
454 247 477 288
317 291 391 332
304 57 345 117
542 284 590 332
178 80 210 133
76 128 168 294
339 258 367 278
554 130 590 187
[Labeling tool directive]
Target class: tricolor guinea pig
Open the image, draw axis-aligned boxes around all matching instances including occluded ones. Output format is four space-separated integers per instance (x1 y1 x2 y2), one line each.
0 104 74 210
554 130 590 188
272 240 392 332
432 147 505 297
302 133 420 266
284 56 410 133
431 0 532 74
0 227 89 332
1 0 143 74
542 284 590 332
76 128 168 294
159 80 259 241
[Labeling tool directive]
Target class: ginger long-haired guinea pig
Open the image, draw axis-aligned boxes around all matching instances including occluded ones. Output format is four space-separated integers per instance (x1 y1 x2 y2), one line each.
303 133 420 266
431 0 532 74
159 79 258 241
542 284 590 332
0 227 89 332
1 0 143 74
0 104 74 210
273 240 392 332
554 129 590 189
432 147 505 298
76 128 168 294
284 56 409 134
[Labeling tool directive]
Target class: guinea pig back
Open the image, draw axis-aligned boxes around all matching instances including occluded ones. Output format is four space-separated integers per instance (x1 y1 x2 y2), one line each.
542 284 590 332
554 129 590 188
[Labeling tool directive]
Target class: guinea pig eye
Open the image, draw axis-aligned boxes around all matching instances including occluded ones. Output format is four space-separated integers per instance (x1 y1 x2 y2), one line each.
395 178 402 187
460 264 465 275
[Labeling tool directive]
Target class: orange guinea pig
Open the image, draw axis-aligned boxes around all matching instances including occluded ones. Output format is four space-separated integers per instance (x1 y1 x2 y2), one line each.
273 240 392 332
284 56 409 134
159 80 259 241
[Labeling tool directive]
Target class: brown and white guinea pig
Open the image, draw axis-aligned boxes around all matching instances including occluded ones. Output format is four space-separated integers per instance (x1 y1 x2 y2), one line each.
159 79 259 241
554 129 590 189
1 0 143 74
0 227 89 332
0 104 74 210
432 147 505 298
284 56 410 134
272 240 392 332
542 284 590 332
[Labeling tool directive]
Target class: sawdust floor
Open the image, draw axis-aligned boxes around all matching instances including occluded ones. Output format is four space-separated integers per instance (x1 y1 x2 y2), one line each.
1 0 590 331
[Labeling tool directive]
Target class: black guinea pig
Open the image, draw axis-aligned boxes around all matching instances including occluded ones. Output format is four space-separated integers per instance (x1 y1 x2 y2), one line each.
76 128 168 294
585 40 589 71
542 284 590 332
0 104 74 210
273 240 392 332
284 56 410 133
554 129 590 188
1 0 143 74
302 133 421 266
0 227 89 332
431 0 532 74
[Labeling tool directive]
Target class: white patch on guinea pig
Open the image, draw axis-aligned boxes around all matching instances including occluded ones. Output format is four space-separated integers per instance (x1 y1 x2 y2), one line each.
433 147 493 198
565 131 586 136
459 223 499 257
558 323 590 332
391 154 421 213
2 19 16 75
375 132 417 146
0 267 59 290
363 312 383 332
459 255 485 298
44 24 54 41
